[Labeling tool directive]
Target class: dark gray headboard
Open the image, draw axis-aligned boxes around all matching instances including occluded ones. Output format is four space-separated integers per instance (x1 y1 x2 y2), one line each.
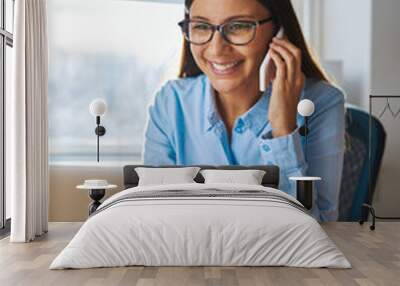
123 165 280 189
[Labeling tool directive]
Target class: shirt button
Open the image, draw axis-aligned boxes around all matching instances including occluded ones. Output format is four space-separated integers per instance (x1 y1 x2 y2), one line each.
234 119 247 133
262 144 271 152
235 126 245 133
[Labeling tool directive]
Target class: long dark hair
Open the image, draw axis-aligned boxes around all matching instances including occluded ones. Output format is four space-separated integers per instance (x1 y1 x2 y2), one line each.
178 0 330 82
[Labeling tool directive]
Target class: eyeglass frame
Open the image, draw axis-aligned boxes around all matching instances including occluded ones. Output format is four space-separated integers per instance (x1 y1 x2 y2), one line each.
178 16 274 46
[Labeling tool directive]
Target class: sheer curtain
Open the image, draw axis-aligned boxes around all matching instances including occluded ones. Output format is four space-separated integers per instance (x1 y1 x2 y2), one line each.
7 0 49 242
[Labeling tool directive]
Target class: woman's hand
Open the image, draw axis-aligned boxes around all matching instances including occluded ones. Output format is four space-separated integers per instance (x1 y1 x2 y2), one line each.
267 37 305 138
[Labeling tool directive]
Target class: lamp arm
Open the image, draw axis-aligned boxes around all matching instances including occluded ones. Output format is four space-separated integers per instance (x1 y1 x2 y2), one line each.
94 116 106 162
304 117 308 162
97 122 100 162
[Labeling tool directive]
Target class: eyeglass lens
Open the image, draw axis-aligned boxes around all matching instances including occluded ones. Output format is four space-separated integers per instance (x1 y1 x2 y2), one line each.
186 21 256 45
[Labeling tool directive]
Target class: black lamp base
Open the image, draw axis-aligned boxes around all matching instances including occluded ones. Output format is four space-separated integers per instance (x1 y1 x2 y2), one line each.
290 177 321 210
95 126 106 136
296 180 313 210
88 189 105 215
298 125 309 136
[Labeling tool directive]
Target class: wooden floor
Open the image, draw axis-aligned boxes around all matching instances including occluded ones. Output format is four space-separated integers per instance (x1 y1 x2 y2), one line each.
0 222 399 286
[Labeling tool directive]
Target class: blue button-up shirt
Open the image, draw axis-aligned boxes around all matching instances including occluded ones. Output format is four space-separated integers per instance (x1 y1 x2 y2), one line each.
143 74 345 222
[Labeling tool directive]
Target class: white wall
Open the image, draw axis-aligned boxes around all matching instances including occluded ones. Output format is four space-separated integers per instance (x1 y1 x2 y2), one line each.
370 0 400 95
49 163 125 221
320 0 400 217
368 0 400 217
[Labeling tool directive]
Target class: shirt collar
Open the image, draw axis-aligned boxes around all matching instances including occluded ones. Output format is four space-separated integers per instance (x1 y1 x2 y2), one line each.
203 77 311 136
203 76 274 135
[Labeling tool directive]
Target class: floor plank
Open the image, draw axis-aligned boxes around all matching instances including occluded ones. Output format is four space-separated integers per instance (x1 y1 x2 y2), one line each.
0 222 399 286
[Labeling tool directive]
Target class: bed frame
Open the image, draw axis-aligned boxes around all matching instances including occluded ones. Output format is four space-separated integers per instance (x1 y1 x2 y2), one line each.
123 165 280 189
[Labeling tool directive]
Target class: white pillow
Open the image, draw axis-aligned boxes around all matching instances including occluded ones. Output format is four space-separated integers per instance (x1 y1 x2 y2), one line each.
135 167 201 186
200 169 266 185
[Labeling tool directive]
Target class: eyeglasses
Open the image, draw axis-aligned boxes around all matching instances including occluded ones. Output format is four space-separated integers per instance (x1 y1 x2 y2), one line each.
178 16 274 46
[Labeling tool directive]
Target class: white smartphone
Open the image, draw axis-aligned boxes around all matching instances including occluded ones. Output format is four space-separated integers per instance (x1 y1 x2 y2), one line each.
259 27 285 92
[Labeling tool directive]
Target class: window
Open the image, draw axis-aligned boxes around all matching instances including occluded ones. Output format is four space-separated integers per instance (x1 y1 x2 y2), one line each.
1 0 14 232
48 0 183 163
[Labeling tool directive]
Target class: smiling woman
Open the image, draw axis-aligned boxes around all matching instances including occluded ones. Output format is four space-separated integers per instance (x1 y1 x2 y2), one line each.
143 0 346 222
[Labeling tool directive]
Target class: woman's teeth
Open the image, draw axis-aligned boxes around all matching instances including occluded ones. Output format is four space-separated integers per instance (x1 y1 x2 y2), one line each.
210 61 241 74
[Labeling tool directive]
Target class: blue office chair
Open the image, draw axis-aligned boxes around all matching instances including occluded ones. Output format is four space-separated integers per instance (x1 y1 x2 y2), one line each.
338 105 386 222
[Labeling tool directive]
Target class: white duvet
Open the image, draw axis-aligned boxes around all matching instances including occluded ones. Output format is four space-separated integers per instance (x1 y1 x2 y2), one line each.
50 183 351 269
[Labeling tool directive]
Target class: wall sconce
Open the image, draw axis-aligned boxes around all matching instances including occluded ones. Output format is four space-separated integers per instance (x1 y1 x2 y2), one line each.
89 99 107 162
298 99 315 161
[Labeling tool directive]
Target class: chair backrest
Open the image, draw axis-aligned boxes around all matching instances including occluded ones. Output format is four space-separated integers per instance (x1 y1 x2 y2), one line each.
338 105 386 221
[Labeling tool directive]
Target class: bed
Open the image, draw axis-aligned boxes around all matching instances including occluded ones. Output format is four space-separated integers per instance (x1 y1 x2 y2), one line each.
50 165 350 269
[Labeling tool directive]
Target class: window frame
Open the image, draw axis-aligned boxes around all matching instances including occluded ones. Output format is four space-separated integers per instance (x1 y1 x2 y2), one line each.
0 0 14 232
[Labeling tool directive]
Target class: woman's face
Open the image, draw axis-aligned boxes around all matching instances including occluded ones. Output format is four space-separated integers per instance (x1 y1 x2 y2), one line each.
189 0 274 95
